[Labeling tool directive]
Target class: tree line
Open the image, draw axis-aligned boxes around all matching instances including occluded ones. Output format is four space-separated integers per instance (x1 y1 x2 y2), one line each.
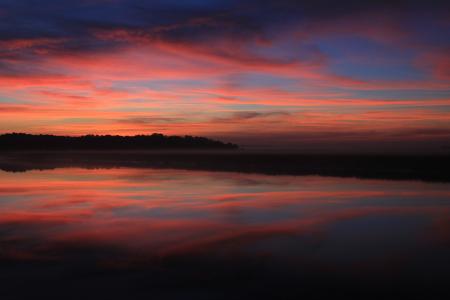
0 133 238 150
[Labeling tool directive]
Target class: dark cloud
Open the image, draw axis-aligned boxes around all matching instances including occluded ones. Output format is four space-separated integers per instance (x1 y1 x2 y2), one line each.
212 111 291 123
1 0 448 57
116 116 185 124
0 0 448 85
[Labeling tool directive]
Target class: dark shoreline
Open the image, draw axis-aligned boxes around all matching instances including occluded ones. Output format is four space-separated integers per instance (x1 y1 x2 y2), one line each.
1 151 449 182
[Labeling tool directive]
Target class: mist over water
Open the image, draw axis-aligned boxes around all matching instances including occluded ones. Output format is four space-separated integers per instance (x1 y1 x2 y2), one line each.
0 167 449 299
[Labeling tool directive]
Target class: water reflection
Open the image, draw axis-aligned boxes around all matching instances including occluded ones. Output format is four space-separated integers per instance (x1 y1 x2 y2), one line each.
1 168 449 299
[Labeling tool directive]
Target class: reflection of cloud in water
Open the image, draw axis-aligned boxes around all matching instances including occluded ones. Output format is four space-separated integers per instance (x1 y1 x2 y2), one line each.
0 168 449 298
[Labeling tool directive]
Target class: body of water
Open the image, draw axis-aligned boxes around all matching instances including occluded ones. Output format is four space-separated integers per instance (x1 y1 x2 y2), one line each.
1 167 449 299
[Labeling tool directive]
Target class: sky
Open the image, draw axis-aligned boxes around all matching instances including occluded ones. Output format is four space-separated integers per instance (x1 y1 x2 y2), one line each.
0 0 449 152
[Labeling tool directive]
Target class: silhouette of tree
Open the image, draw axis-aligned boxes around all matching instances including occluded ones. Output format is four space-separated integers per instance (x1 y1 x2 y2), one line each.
0 133 238 151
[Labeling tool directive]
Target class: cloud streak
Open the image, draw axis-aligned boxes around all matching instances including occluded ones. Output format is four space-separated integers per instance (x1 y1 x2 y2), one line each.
0 0 449 152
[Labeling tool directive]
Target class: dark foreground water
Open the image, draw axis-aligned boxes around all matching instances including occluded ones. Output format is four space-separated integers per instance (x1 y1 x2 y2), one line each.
0 167 449 299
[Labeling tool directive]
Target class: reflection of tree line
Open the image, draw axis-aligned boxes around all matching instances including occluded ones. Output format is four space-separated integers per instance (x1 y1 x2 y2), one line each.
0 151 449 182
0 133 238 150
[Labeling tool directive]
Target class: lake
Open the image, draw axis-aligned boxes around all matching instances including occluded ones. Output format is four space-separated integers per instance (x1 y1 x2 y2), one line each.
1 167 449 299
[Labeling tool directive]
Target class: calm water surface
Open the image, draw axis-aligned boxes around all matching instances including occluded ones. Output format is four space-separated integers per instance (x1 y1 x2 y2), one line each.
0 168 449 299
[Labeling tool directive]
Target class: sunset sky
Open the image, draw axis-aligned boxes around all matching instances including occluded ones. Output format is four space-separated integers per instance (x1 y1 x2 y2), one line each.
0 0 449 152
